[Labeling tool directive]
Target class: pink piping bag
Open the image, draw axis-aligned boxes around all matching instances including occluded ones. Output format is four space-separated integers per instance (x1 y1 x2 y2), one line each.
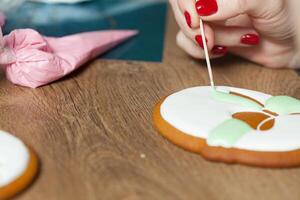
0 28 137 88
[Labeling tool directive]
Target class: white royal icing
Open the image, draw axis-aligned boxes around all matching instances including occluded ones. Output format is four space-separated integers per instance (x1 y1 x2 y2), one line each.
0 131 30 187
160 86 300 152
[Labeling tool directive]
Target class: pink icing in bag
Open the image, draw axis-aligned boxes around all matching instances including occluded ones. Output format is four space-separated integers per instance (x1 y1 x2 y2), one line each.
0 28 137 88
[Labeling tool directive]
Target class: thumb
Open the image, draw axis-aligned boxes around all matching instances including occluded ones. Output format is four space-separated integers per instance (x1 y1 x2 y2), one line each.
195 0 283 19
195 0 292 40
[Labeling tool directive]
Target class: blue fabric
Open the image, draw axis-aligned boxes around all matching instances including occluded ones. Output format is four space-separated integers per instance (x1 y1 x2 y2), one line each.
4 0 167 62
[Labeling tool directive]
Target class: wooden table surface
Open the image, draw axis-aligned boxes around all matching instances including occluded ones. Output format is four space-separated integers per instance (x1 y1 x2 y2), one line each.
2 10 300 200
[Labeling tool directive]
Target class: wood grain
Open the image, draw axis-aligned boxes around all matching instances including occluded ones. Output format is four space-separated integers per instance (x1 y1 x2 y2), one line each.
1 8 300 200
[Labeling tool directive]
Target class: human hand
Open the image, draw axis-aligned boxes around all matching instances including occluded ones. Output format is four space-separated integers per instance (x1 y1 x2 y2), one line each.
169 0 298 68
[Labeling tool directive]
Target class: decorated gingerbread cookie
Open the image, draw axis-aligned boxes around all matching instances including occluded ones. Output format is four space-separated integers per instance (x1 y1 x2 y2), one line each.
0 131 38 200
153 86 300 168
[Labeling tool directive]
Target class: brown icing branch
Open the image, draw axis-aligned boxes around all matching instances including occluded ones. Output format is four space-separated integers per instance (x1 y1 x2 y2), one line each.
232 112 275 131
229 92 277 131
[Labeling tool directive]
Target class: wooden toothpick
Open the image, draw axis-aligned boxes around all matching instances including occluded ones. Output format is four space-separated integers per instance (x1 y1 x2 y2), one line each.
199 19 215 88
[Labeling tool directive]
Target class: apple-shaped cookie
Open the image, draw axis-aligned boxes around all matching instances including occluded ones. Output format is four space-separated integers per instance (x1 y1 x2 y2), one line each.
153 86 300 168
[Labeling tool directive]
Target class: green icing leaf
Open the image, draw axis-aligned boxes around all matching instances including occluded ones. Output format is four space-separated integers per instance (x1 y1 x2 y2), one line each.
207 118 253 148
211 90 263 110
264 96 300 115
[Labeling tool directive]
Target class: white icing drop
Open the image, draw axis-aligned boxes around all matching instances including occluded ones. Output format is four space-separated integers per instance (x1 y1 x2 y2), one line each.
0 131 29 187
160 86 300 152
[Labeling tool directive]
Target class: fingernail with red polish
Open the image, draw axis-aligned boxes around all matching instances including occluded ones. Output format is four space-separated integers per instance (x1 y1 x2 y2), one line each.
195 35 207 49
195 0 218 16
211 46 228 55
184 11 192 28
241 34 260 45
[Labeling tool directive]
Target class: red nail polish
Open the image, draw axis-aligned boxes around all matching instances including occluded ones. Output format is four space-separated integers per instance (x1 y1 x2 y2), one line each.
211 46 228 55
195 0 218 16
195 35 207 49
241 34 260 45
184 11 192 28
